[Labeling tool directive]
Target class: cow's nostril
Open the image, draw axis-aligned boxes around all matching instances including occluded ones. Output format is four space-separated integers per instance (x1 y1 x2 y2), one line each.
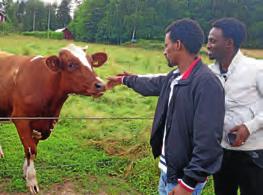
95 82 104 90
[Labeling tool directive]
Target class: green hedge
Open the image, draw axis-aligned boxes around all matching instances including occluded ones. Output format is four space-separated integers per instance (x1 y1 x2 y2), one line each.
122 39 164 51
22 31 64 40
0 22 15 35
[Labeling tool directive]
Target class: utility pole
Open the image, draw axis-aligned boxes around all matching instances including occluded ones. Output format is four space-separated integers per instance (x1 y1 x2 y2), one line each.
32 9 36 31
47 3 51 38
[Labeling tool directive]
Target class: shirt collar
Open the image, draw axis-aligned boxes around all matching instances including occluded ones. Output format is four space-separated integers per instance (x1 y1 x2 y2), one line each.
213 50 244 75
225 50 243 74
181 57 201 80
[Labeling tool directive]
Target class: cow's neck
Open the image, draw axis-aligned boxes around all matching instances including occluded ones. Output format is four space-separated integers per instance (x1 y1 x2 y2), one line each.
45 78 69 117
38 63 69 117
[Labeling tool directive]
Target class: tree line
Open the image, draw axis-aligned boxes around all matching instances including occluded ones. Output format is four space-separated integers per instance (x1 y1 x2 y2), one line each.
0 0 72 31
1 0 263 48
69 0 263 48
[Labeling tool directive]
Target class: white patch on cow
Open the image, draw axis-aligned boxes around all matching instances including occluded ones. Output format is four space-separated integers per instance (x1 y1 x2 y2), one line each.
32 130 42 140
14 68 19 75
13 66 20 85
28 147 32 156
0 145 4 158
96 76 104 83
82 45 89 51
63 44 92 70
30 55 43 62
23 158 28 178
26 159 39 194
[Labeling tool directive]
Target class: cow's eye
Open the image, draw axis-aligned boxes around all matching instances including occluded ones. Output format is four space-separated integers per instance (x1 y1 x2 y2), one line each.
68 63 77 71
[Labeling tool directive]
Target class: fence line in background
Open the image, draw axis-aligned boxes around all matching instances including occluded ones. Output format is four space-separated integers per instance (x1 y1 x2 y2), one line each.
0 117 153 120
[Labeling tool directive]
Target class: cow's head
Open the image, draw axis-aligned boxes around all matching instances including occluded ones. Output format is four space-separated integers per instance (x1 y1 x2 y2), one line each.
45 44 107 97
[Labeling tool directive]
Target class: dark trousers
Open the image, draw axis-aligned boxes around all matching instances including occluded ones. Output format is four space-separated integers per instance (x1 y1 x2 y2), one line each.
213 149 263 195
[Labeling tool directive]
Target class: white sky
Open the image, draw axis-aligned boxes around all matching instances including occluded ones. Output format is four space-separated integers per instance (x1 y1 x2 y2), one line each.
11 0 78 17
40 0 78 16
40 0 62 4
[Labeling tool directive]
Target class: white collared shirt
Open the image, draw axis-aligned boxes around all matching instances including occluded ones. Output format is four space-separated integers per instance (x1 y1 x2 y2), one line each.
210 50 263 150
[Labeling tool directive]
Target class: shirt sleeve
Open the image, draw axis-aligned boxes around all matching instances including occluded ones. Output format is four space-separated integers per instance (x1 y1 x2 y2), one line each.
123 73 168 96
244 67 263 134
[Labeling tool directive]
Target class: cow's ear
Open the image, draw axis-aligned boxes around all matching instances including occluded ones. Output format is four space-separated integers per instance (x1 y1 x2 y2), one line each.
46 56 62 72
91 52 107 68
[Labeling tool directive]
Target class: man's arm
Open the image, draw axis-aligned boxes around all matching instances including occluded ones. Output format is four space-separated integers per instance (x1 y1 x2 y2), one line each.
230 68 263 146
182 77 225 189
107 73 168 96
244 69 263 134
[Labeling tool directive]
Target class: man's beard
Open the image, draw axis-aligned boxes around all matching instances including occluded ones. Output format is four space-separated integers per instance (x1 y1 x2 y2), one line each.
208 54 215 60
207 51 216 60
167 59 175 67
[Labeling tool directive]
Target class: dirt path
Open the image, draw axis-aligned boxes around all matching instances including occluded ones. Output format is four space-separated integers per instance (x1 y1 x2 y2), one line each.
0 180 140 195
0 182 78 195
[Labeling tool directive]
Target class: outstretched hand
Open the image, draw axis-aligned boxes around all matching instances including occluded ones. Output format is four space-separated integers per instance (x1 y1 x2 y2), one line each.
106 71 134 90
106 76 124 89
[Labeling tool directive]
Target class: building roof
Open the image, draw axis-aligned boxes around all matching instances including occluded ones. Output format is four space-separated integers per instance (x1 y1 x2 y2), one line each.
55 27 68 32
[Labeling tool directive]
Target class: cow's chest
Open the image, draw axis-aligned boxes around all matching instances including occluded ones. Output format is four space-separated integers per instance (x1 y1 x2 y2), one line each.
30 119 56 140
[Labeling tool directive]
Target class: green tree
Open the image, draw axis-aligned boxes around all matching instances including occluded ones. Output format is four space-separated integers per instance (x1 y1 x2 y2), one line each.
56 0 72 28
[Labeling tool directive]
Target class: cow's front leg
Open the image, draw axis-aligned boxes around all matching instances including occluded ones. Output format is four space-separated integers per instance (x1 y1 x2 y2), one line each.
0 145 4 158
14 120 39 194
24 156 39 194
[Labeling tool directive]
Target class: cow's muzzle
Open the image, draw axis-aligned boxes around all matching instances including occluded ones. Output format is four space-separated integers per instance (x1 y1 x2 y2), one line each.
90 82 105 98
95 82 105 91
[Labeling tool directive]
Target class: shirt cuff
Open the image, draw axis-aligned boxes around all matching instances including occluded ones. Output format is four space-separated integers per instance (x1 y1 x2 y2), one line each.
178 175 199 193
178 175 207 193
244 118 260 134
178 178 195 193
122 76 128 85
121 76 125 84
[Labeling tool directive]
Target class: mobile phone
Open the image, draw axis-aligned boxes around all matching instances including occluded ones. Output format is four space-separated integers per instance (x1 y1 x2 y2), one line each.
227 133 237 146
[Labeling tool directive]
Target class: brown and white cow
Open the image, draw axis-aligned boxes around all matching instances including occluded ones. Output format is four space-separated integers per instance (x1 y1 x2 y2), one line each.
0 44 107 194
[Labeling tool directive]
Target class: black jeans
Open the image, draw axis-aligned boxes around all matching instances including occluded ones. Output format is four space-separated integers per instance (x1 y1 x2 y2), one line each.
213 149 263 195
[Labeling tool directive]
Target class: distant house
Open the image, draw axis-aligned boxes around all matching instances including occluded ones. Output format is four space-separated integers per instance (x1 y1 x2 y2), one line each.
0 10 6 23
55 27 74 40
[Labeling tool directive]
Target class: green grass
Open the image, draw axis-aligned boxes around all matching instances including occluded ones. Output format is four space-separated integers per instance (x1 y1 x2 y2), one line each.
0 35 260 194
0 35 164 194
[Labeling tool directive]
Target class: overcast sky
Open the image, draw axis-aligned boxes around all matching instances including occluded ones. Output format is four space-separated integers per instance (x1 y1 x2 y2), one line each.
40 0 78 16
40 0 62 5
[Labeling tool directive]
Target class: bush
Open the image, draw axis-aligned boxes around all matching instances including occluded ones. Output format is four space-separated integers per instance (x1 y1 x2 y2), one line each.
22 31 64 40
0 22 15 35
122 39 163 50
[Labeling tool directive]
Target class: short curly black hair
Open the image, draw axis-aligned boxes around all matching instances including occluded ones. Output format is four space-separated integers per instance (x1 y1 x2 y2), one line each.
165 18 204 54
212 17 247 49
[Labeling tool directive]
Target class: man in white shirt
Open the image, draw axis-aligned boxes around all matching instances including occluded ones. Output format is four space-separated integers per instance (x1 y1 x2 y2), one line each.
208 17 263 195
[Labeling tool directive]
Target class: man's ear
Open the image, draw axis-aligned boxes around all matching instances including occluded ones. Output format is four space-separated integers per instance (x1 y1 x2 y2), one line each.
46 56 62 72
225 38 234 48
173 40 182 51
176 40 183 50
91 52 107 68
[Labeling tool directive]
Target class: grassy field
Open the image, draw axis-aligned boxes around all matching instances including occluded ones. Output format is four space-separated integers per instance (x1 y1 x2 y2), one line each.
0 35 262 195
